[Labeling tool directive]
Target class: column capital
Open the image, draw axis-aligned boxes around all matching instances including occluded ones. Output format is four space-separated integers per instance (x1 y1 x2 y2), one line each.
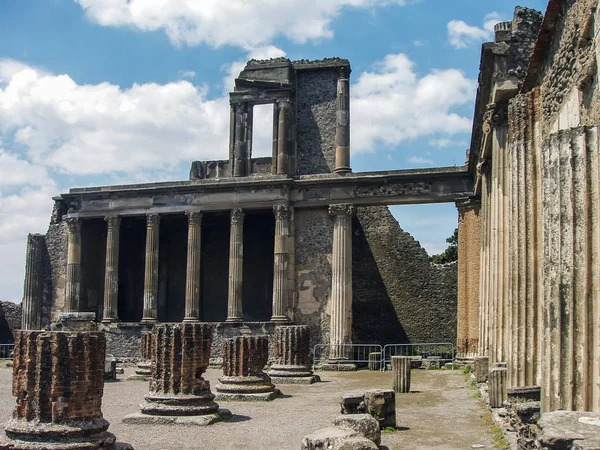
273 205 291 221
186 210 203 226
104 215 121 230
146 213 160 227
482 101 509 134
328 203 355 217
65 217 81 234
338 66 351 80
231 208 244 225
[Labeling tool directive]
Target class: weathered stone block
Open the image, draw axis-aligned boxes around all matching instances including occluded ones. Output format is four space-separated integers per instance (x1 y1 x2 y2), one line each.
341 393 365 414
363 389 396 428
474 356 489 383
301 427 377 450
507 385 541 403
332 414 381 445
489 366 507 408
367 352 381 371
537 411 600 450
268 325 319 384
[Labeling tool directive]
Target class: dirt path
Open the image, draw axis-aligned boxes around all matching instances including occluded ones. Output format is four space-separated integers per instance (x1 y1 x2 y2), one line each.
0 365 495 449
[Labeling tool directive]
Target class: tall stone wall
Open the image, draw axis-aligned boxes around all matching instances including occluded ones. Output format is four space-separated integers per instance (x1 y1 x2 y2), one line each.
45 204 68 324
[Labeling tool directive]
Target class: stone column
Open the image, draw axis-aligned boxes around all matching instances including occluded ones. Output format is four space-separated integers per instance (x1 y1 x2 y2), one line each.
233 102 248 177
0 330 121 449
215 336 281 401
456 199 481 358
184 211 202 322
226 208 244 322
328 204 354 361
142 213 160 323
474 356 489 383
64 218 82 313
272 205 291 322
277 102 290 176
124 323 230 425
334 66 351 174
268 325 319 384
392 356 411 393
22 234 45 330
102 215 121 323
489 365 508 408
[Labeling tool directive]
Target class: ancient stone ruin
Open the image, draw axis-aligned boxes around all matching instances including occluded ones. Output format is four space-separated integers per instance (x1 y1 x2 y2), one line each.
215 335 281 401
268 325 319 384
123 323 230 425
128 331 152 380
0 330 128 450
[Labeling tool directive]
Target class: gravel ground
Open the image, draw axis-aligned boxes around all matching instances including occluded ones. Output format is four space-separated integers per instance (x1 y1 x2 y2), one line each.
0 364 494 449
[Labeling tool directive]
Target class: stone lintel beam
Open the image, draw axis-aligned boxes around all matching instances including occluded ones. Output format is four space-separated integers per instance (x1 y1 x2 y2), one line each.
61 168 474 219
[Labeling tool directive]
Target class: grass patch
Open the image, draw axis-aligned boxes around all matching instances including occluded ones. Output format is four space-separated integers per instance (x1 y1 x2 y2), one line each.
462 364 472 375
473 389 482 399
481 409 510 450
382 426 401 433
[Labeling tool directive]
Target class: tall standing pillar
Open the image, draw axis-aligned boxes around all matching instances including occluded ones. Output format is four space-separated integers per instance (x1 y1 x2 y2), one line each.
334 67 351 174
277 102 290 176
22 234 45 330
142 213 160 323
328 204 354 360
226 208 244 322
233 102 248 177
102 216 121 323
64 218 82 313
184 211 203 322
272 205 291 322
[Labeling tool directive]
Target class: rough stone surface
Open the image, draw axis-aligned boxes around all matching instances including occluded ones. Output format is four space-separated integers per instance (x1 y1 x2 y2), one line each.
392 356 411 393
301 427 377 450
537 411 600 450
45 216 67 325
474 356 489 383
268 325 318 384
0 302 21 344
363 389 396 428
332 414 381 446
341 393 366 415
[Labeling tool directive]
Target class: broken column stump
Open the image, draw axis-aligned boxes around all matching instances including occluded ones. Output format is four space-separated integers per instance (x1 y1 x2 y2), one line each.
128 331 153 381
123 323 230 426
474 356 489 383
489 365 508 408
215 336 282 401
268 325 319 384
363 389 396 428
368 352 381 371
391 356 411 393
0 330 129 450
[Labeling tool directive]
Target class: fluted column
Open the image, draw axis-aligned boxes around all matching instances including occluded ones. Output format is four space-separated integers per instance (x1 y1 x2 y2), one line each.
227 208 244 322
328 203 354 360
272 205 291 322
142 213 160 323
102 216 121 323
334 66 351 174
277 102 290 176
184 211 203 322
22 234 45 330
64 218 82 313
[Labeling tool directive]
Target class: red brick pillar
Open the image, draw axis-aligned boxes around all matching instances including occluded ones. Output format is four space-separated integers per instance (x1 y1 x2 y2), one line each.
215 336 281 401
0 330 120 449
268 325 319 384
124 323 230 425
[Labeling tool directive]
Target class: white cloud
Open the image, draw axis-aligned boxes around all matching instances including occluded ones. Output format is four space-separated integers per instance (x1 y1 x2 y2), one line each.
428 138 468 149
447 12 505 49
351 53 475 152
74 0 409 49
407 156 434 165
179 70 196 79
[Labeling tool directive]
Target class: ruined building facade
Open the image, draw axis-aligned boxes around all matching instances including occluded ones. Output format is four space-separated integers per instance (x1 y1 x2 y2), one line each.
21 58 470 358
466 0 600 413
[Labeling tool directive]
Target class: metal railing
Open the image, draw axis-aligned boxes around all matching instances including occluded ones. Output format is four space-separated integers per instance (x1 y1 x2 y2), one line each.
0 343 14 359
312 344 383 370
381 343 455 371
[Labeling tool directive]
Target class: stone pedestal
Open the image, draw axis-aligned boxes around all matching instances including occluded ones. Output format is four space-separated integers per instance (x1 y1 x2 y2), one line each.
368 352 381 371
391 356 411 393
0 330 127 450
128 331 153 381
123 323 230 426
474 356 489 383
215 336 281 401
363 389 396 429
268 325 319 384
489 366 507 408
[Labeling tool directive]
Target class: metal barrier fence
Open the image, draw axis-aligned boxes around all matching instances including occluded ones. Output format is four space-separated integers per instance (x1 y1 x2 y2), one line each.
0 344 14 359
312 344 383 370
381 343 455 371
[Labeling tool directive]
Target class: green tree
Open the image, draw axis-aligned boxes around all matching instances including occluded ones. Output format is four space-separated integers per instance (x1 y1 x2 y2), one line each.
430 228 458 264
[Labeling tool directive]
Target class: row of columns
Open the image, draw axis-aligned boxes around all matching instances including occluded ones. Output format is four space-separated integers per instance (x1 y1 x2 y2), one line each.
63 203 355 353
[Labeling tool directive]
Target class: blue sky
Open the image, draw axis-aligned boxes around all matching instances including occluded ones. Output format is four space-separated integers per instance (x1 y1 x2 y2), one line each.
0 0 548 302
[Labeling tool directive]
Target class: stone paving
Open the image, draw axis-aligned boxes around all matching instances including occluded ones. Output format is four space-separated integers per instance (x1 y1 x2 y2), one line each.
0 364 495 449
